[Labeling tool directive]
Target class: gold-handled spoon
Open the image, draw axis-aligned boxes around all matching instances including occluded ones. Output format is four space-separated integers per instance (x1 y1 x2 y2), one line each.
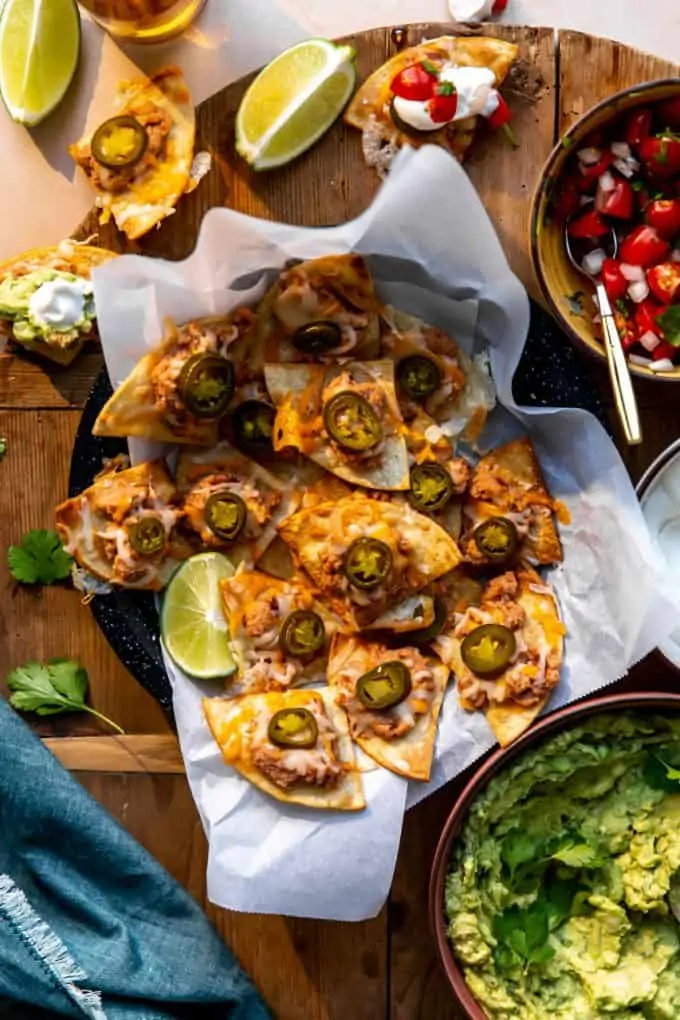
564 223 642 446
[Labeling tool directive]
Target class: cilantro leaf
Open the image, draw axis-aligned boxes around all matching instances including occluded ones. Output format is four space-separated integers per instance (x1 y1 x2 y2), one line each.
643 751 680 791
6 659 124 733
656 306 680 347
7 529 73 585
501 831 544 880
493 900 555 971
0 438 6 459
550 840 607 869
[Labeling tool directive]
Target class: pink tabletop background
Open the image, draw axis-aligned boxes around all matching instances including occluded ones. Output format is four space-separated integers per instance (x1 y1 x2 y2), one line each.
2 0 679 260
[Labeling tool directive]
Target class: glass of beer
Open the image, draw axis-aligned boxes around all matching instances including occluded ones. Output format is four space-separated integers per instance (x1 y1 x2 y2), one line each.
79 0 206 43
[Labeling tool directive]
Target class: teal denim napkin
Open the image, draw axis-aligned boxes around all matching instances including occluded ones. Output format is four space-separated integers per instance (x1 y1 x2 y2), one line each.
0 697 270 1020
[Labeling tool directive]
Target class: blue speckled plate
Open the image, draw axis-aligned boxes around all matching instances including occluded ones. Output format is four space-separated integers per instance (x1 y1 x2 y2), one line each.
69 300 606 712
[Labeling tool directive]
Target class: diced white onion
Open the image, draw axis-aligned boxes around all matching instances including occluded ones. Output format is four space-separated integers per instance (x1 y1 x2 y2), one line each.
613 158 635 178
579 194 594 207
620 262 645 282
651 358 675 372
611 141 632 159
639 330 660 352
628 279 650 303
599 170 616 193
630 354 652 366
577 146 602 165
671 249 680 264
582 248 606 276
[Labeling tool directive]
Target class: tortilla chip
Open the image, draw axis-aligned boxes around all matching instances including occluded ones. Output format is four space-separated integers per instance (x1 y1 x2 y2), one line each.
55 459 192 590
278 492 462 628
0 243 116 364
345 36 518 174
255 254 382 367
69 67 195 241
220 567 338 692
365 594 435 633
382 306 495 442
93 312 255 445
175 442 299 568
461 437 564 566
328 633 449 781
203 688 366 811
265 359 410 491
435 564 565 746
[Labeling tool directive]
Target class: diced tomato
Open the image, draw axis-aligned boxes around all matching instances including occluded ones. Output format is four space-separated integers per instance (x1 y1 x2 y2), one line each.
577 152 615 192
552 177 582 222
567 209 610 238
596 177 634 219
488 94 512 130
653 339 677 360
491 0 508 12
428 90 458 123
644 198 680 239
647 263 680 303
655 97 680 132
639 135 680 179
390 63 437 101
623 108 653 149
619 225 670 267
634 298 665 337
602 259 628 301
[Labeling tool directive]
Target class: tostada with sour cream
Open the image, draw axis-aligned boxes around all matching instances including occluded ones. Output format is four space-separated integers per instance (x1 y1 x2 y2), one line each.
344 36 518 176
0 242 116 365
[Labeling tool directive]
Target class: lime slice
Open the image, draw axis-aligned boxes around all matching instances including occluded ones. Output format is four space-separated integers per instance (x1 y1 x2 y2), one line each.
0 0 80 126
236 38 356 171
161 552 236 681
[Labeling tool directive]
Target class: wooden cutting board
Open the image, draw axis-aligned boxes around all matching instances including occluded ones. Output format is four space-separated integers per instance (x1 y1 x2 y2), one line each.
4 25 680 1020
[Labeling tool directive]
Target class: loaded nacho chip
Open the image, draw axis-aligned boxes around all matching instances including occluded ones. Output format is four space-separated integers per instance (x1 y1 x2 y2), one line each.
203 688 365 810
55 459 192 590
328 633 449 780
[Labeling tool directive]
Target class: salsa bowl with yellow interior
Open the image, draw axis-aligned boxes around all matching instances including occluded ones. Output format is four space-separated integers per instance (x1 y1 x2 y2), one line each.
429 691 680 1019
531 80 680 382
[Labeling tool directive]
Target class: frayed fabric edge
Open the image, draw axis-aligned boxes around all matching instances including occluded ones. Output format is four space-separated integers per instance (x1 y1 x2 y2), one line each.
0 874 108 1020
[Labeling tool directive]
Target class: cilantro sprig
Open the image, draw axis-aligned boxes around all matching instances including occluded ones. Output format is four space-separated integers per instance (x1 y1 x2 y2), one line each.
656 306 680 347
643 751 680 791
8 529 73 585
6 659 124 734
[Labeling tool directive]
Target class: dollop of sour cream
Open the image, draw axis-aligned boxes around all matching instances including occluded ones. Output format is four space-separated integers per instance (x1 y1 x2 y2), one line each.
28 277 93 331
392 65 499 132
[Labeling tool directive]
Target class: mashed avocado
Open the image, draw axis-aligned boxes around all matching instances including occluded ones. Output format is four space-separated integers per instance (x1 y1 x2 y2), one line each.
0 268 94 347
446 713 680 1019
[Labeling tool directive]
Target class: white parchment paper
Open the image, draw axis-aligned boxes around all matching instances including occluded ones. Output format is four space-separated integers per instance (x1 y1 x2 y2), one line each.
92 146 679 919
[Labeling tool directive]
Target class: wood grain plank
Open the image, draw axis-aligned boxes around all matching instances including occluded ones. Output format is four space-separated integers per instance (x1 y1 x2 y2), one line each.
0 410 169 736
0 349 102 409
44 734 184 772
77 771 388 1020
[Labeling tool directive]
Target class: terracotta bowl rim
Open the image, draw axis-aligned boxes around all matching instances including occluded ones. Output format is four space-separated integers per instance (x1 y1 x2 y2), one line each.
529 77 680 383
428 690 680 1019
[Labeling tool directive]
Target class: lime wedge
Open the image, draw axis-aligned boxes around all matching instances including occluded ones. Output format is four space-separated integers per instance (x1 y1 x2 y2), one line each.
236 38 356 171
0 0 80 126
161 552 236 681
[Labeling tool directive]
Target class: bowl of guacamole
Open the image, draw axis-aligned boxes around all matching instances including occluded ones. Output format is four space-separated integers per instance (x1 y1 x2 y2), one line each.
430 693 680 1019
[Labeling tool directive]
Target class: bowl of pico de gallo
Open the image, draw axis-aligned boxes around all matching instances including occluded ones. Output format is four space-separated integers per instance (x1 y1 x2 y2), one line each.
530 80 680 380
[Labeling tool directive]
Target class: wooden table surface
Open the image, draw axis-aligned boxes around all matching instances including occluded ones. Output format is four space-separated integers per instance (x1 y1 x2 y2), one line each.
2 23 680 1019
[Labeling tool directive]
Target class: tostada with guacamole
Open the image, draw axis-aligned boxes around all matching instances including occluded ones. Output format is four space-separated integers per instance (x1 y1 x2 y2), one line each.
0 242 116 365
446 712 680 1019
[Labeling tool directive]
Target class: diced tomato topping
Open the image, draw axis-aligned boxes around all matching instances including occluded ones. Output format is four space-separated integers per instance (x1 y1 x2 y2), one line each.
577 152 615 192
390 63 437 101
491 0 508 12
647 262 680 304
428 90 458 123
488 95 512 130
639 135 680 179
623 108 652 149
644 198 680 239
596 177 634 219
619 225 670 267
567 209 610 238
634 298 665 337
653 340 677 361
602 259 628 301
552 177 581 222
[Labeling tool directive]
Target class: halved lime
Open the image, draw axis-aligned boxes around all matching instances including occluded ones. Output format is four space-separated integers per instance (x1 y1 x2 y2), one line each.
236 38 356 171
161 552 236 681
0 0 80 126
